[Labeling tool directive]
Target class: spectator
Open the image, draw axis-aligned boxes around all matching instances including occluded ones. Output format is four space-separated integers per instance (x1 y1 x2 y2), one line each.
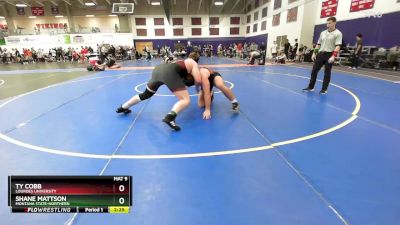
388 45 399 71
217 44 223 57
298 44 305 62
275 50 287 64
292 39 298 60
248 50 261 65
350 33 363 69
284 39 291 60
271 41 278 59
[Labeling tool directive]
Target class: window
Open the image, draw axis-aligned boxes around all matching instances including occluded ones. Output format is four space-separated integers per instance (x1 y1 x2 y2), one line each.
209 17 219 25
135 18 146 25
230 27 240 35
254 11 259 21
261 21 267 31
287 7 298 23
253 23 258 32
136 29 147 36
246 26 250 34
274 0 282 10
247 15 251 23
192 28 201 35
262 7 268 18
209 28 219 35
272 13 280 26
154 18 164 25
173 28 183 36
155 28 165 36
276 35 287 49
191 17 201 25
230 17 240 25
173 18 183 25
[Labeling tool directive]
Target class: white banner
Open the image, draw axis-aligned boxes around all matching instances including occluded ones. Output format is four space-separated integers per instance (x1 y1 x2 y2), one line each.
5 37 21 44
4 33 134 48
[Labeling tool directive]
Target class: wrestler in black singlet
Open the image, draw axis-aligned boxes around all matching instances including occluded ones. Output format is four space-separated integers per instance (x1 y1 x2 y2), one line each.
148 60 194 91
202 67 222 91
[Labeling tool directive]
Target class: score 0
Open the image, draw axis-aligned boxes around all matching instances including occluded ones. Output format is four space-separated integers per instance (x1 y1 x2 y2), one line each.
113 176 130 206
114 176 129 192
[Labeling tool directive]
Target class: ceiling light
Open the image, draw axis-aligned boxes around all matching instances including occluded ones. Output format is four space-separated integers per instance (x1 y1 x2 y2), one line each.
85 15 95 17
85 2 96 6
214 1 223 5
55 15 64 18
29 16 37 19
0 16 5 19
151 0 161 5
16 3 28 7
109 14 117 17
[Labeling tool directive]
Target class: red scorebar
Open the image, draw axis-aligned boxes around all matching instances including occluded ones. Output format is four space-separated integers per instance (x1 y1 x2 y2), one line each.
10 183 129 194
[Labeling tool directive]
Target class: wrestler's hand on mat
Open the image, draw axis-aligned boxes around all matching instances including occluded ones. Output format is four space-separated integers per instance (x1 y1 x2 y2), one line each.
328 56 335 64
203 110 211 120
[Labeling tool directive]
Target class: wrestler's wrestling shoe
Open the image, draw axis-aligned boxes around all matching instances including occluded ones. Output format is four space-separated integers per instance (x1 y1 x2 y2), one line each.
162 112 181 131
232 102 240 112
116 106 132 114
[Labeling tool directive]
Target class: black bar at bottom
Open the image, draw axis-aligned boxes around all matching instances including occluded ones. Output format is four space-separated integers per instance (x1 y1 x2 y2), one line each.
12 207 78 213
78 207 109 213
11 206 110 213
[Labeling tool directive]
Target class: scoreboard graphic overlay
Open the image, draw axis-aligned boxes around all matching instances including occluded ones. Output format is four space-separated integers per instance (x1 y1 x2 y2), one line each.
8 176 132 213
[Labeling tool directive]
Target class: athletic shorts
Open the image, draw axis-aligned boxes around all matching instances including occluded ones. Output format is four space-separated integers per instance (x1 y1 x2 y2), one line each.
209 71 222 91
148 63 186 92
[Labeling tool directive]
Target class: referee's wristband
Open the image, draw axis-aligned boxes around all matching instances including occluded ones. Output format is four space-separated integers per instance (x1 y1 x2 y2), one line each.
313 49 320 54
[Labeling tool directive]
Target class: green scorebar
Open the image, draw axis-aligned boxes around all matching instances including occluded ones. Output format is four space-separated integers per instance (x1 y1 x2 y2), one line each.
11 194 130 207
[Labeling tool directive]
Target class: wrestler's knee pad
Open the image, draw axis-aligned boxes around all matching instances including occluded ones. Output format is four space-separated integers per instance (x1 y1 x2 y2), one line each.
139 87 155 100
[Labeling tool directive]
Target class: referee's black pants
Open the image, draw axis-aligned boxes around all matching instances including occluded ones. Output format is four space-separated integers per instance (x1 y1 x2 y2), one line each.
307 52 333 91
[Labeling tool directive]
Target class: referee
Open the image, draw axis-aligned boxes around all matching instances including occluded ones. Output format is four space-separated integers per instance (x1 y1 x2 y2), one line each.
303 17 342 94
